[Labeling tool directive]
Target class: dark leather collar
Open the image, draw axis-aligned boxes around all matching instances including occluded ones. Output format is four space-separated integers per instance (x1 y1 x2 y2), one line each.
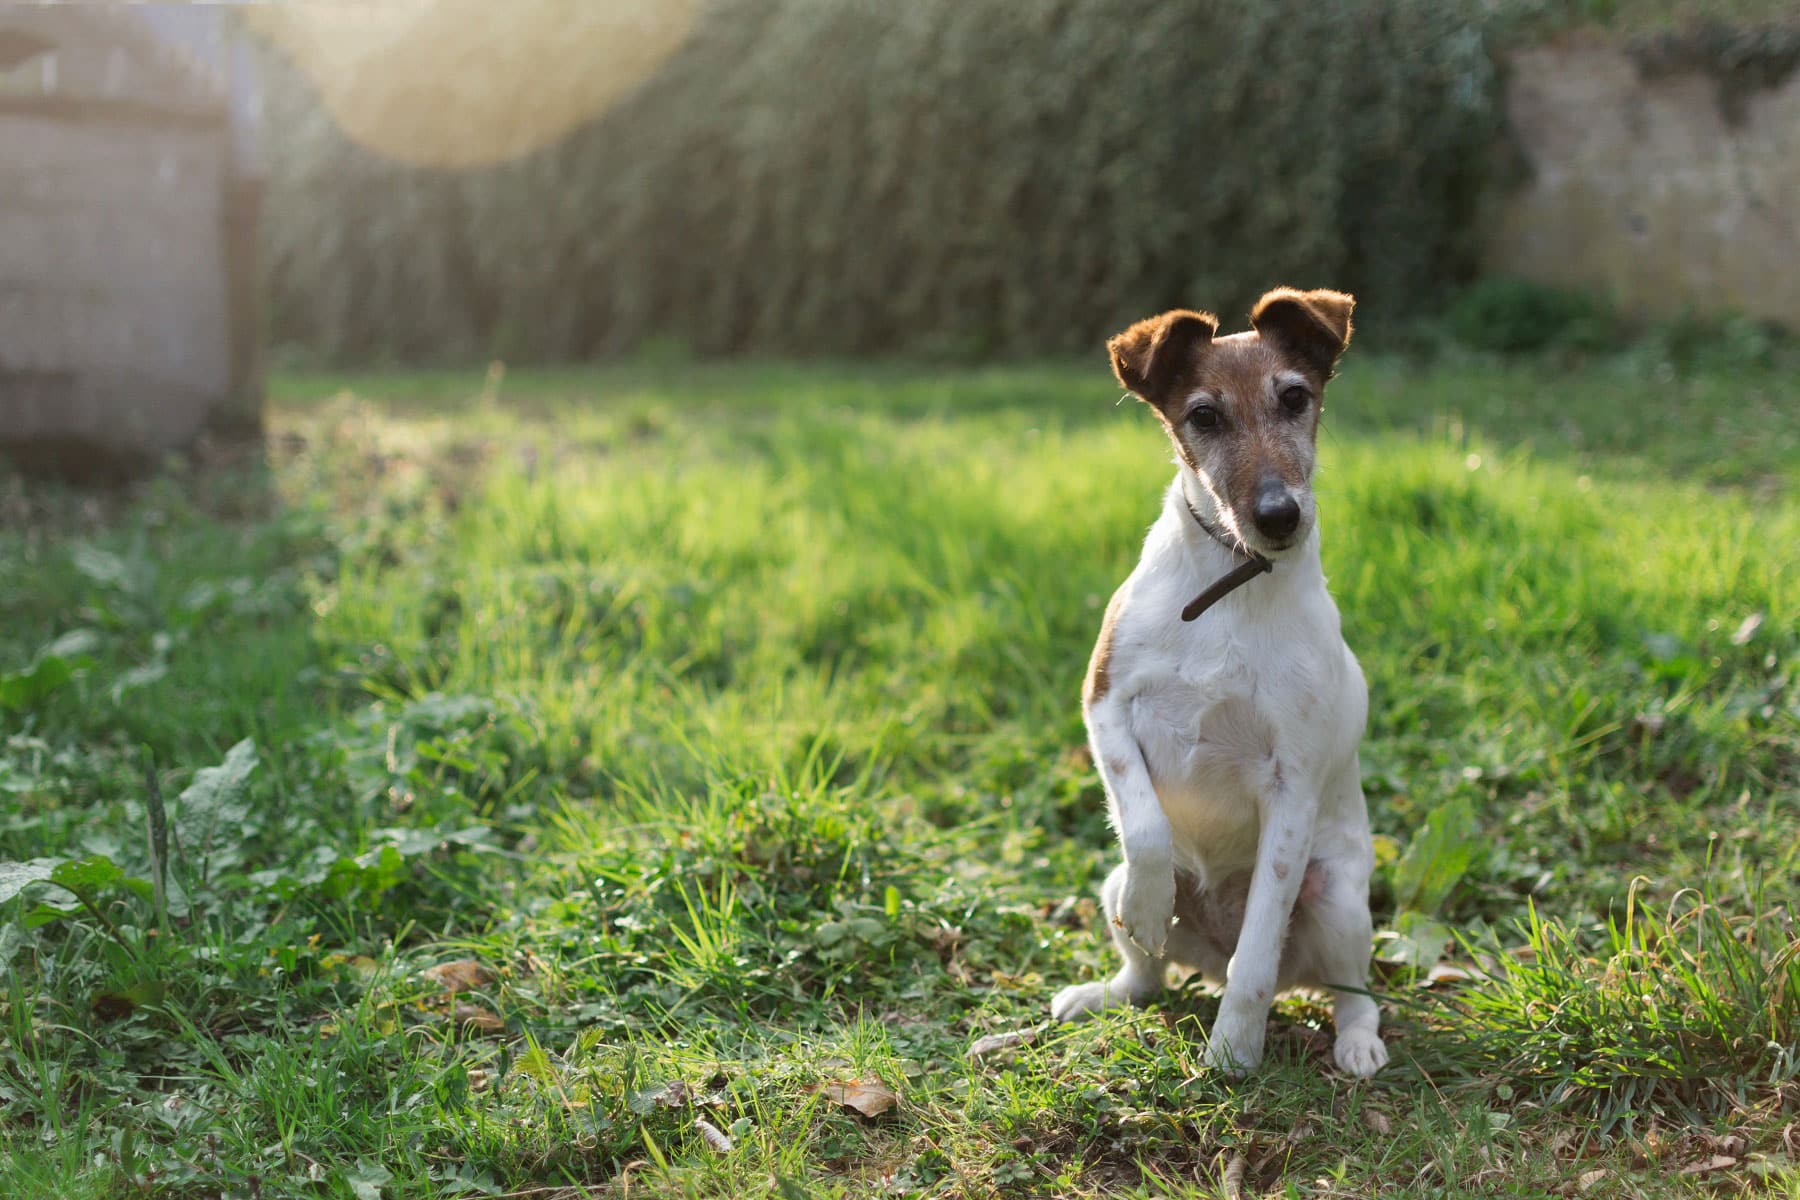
1180 500 1272 622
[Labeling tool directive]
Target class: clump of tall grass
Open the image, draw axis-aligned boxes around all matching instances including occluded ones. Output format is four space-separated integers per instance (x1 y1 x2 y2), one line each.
1441 879 1800 1132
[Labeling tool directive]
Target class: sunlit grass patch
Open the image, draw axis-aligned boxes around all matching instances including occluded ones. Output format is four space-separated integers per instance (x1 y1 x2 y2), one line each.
1432 879 1800 1132
1 356 1796 1197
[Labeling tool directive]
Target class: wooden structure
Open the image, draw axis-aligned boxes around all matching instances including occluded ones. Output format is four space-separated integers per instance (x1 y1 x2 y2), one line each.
0 7 263 478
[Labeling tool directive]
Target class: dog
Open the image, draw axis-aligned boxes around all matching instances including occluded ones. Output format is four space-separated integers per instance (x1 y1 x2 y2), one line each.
1049 287 1387 1078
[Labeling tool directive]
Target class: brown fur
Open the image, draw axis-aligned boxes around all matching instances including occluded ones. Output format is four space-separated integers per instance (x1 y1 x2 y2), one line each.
1248 287 1355 376
1083 583 1129 707
1105 288 1356 541
1106 309 1217 408
1189 336 1322 510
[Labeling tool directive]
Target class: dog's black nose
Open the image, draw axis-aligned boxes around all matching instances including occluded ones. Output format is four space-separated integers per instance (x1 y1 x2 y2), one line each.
1252 483 1301 540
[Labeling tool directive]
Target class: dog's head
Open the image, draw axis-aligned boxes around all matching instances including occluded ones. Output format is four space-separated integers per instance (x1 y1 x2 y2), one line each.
1107 287 1354 555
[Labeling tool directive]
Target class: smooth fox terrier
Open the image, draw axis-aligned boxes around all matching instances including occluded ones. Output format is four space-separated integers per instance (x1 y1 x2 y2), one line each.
1050 287 1387 1078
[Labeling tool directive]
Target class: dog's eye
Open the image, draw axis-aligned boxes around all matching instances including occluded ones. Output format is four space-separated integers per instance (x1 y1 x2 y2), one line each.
1188 405 1222 431
1279 384 1311 415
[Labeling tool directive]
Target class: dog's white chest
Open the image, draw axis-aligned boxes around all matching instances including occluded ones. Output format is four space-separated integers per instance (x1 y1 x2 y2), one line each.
1127 652 1272 867
1125 613 1355 876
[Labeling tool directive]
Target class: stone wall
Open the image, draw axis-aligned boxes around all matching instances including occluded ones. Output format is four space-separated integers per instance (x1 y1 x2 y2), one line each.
1488 38 1800 331
0 112 230 467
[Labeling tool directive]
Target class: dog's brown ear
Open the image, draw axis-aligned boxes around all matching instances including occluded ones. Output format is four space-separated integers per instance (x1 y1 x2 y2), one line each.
1250 288 1355 375
1107 309 1218 404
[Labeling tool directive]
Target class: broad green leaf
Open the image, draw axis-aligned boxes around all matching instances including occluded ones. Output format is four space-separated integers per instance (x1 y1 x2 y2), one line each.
179 739 258 817
177 739 259 875
1376 910 1456 970
1391 795 1478 916
70 543 132 589
344 1161 393 1200
50 855 126 895
0 858 68 904
23 902 81 928
40 629 101 660
0 657 75 712
110 661 169 703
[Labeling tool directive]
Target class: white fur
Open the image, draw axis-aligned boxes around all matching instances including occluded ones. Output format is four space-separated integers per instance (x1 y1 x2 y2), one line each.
1051 464 1387 1079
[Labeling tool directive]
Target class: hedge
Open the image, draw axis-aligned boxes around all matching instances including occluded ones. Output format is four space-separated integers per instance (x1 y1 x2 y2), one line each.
261 0 1506 362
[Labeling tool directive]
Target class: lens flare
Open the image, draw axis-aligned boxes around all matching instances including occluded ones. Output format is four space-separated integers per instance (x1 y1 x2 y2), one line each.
245 0 696 168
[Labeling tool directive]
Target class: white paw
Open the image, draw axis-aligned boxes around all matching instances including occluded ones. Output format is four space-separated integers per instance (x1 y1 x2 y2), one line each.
1050 982 1108 1023
1202 1014 1265 1076
1333 1028 1388 1078
1115 867 1174 958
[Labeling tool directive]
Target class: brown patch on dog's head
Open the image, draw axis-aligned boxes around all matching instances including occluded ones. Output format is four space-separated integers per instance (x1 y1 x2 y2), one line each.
1106 288 1356 554
1248 287 1354 376
1106 309 1218 411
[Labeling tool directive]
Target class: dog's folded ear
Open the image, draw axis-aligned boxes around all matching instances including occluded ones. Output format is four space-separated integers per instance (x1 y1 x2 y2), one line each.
1107 309 1218 405
1250 288 1355 375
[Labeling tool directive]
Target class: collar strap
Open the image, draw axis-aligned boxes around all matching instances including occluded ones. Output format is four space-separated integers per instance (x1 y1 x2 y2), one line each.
1180 501 1272 622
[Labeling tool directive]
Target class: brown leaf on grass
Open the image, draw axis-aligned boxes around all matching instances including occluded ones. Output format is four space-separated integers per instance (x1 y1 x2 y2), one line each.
1421 962 1475 987
813 1078 899 1118
694 1117 734 1153
453 1003 504 1035
1219 1150 1248 1200
1710 1132 1748 1158
1678 1155 1737 1176
422 959 494 992
627 1080 691 1113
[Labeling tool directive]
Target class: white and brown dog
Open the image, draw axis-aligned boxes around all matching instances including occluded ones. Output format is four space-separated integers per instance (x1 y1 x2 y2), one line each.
1050 287 1386 1078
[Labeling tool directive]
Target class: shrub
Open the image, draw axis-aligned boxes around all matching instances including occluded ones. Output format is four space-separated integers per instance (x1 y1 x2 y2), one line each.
1446 277 1620 353
259 0 1507 362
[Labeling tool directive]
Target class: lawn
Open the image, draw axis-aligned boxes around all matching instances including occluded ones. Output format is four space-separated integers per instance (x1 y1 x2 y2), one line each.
1 351 1796 1198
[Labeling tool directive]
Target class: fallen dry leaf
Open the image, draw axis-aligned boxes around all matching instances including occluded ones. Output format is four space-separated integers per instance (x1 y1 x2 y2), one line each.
1678 1155 1737 1176
1422 962 1475 987
694 1117 734 1153
1220 1150 1248 1200
626 1080 692 1113
1577 1167 1608 1192
815 1078 899 1118
1711 1132 1748 1158
453 1003 504 1035
966 1027 1039 1060
422 959 494 992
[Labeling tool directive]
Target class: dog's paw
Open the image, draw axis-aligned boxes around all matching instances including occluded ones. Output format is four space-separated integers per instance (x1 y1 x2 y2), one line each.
1332 1028 1388 1078
1115 866 1175 958
1202 1014 1265 1077
1050 982 1109 1023
1051 967 1160 1023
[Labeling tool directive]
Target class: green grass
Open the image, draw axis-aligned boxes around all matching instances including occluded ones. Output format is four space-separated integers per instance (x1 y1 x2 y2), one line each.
1 351 1797 1198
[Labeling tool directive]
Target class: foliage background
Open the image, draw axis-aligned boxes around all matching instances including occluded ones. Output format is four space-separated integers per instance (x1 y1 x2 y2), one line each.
260 0 1504 361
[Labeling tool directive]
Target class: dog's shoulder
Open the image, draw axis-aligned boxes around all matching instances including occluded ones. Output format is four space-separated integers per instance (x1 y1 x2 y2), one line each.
1083 519 1211 710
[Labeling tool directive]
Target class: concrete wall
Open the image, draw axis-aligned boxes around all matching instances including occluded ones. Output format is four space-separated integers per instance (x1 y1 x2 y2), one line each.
1488 40 1800 331
0 112 230 463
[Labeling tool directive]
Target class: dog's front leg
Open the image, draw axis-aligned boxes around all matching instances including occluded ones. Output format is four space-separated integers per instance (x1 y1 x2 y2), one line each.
1203 767 1315 1074
1086 698 1176 959
1051 696 1174 1022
